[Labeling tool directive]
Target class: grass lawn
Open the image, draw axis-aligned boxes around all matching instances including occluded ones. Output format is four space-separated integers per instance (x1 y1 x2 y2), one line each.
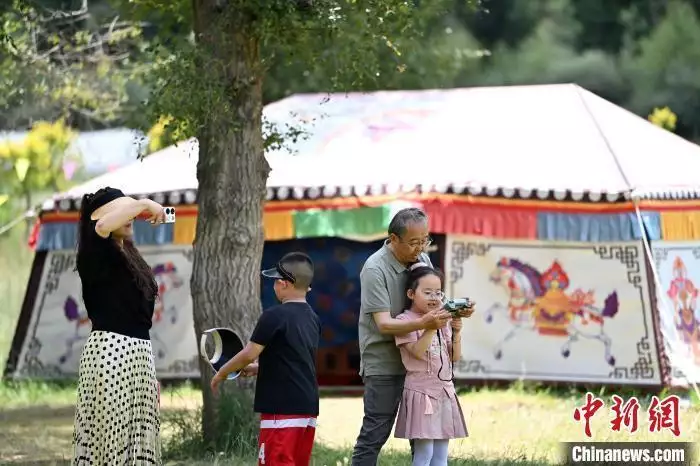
1 381 698 465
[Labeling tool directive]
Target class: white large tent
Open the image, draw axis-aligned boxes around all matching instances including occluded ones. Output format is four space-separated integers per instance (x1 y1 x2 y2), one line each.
6 84 700 388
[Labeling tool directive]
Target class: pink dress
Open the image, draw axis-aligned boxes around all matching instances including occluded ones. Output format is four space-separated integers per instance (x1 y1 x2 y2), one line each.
394 310 468 440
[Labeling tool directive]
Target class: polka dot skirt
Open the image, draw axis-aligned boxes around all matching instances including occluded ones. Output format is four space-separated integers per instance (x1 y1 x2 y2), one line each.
72 331 161 465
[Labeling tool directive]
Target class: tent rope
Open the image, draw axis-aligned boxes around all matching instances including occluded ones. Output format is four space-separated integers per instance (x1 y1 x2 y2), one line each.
632 197 700 400
0 209 35 236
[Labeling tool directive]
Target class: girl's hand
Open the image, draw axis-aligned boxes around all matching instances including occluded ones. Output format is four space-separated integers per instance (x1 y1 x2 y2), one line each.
457 303 476 319
421 309 452 330
451 317 463 332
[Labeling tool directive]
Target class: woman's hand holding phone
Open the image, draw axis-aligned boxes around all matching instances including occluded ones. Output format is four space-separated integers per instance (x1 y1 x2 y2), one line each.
142 199 165 225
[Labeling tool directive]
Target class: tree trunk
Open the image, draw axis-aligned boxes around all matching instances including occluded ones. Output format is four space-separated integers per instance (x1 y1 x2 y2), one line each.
190 1 269 446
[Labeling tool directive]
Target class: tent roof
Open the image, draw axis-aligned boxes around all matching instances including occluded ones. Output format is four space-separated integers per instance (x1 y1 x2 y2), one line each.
47 83 700 211
264 83 700 199
53 138 199 203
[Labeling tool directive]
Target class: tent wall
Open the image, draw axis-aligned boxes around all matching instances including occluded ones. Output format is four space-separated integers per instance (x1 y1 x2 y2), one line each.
3 235 445 385
4 251 48 378
6 245 200 379
10 191 700 387
649 240 700 385
261 237 382 386
261 236 445 386
443 235 666 386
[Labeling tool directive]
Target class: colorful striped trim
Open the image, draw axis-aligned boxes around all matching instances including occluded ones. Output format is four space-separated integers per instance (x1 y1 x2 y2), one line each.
632 199 700 211
31 195 700 250
42 193 684 224
660 211 700 240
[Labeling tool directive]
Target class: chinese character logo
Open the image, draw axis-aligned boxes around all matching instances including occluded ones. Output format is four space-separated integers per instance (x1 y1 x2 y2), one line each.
573 392 604 438
573 392 681 438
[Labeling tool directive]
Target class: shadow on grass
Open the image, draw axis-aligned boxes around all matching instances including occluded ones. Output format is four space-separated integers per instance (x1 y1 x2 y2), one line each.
0 404 75 421
0 403 212 465
159 443 556 466
1 462 71 466
310 444 555 466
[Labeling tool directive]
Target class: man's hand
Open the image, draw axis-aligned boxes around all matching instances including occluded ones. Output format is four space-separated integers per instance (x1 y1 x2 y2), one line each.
421 309 451 330
241 363 259 377
457 303 476 319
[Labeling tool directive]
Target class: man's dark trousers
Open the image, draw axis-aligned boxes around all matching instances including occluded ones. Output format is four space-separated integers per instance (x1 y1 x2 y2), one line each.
350 375 414 466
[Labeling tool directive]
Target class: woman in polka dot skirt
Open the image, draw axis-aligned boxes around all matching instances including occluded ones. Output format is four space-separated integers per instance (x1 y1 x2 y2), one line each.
72 187 166 465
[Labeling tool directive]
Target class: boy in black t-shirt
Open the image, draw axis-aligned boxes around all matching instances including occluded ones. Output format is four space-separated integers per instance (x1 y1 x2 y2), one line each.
211 252 321 466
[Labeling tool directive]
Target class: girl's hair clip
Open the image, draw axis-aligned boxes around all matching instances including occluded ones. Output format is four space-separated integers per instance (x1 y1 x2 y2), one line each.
409 261 431 271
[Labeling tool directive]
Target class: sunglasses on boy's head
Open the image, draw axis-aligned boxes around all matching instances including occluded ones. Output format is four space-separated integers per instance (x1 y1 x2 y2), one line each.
261 261 297 283
276 262 296 283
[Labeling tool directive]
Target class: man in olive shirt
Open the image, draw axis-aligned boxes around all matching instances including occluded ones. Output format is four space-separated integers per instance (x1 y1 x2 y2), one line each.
351 208 475 465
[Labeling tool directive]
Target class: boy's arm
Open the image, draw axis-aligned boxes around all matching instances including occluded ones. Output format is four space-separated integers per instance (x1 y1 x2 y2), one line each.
213 310 280 382
214 342 264 379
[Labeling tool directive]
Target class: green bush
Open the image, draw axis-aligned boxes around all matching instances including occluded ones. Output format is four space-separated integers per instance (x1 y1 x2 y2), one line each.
162 388 258 461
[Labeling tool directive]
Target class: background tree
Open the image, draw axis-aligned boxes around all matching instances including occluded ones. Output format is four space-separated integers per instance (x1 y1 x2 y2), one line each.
648 106 678 132
0 118 80 232
0 0 152 130
620 1 700 140
472 0 627 103
7 0 700 143
262 1 486 101
144 115 189 155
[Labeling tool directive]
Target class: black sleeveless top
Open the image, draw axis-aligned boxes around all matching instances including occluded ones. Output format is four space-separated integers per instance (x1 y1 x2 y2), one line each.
76 222 155 340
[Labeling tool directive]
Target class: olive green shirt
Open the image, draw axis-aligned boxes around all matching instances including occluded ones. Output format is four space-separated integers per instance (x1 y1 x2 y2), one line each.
357 242 433 377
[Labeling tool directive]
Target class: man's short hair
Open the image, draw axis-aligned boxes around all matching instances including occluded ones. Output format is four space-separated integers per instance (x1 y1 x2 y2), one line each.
388 207 428 238
262 251 314 290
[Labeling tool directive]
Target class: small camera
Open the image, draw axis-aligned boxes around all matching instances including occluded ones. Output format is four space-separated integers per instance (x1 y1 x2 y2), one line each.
442 297 474 314
163 207 176 224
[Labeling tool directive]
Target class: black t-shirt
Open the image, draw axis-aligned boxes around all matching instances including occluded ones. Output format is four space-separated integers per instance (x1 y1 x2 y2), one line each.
250 301 321 416
76 222 155 340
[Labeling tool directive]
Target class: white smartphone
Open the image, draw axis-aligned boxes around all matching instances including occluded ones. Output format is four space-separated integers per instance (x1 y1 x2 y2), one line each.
163 207 176 224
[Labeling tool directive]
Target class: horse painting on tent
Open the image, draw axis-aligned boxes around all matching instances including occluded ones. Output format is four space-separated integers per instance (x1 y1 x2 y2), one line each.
485 258 619 366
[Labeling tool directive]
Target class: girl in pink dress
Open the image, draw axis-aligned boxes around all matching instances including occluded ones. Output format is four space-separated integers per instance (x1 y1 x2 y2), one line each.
394 265 468 466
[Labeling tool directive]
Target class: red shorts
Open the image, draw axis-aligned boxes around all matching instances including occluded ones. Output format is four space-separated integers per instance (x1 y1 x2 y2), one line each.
257 414 317 466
